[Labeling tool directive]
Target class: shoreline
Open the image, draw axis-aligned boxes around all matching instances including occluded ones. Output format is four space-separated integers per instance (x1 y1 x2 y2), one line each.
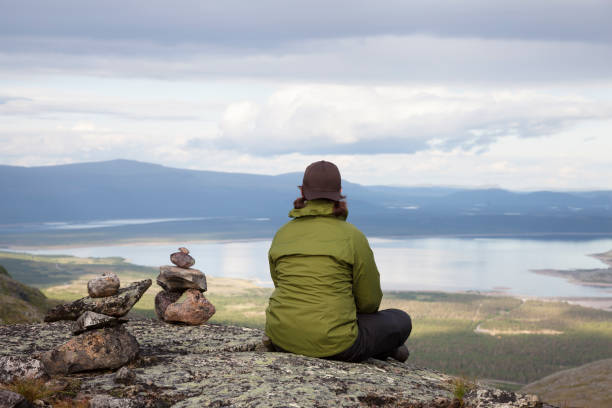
530 249 612 293
3 232 612 251
532 269 612 288
0 236 274 251
2 240 612 312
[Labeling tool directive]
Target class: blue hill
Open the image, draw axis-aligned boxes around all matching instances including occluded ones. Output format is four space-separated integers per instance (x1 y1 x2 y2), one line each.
1 159 611 239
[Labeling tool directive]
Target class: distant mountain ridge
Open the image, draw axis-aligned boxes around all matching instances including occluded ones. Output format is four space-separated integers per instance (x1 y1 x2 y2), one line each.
1 159 611 238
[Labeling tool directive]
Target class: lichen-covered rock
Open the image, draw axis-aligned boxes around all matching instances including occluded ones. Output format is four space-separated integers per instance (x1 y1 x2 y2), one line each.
154 290 183 320
474 389 545 408
0 389 29 408
40 326 139 375
88 394 139 408
0 320 263 357
44 279 151 322
157 266 206 292
72 311 127 335
170 247 195 269
87 272 120 298
78 351 548 408
0 320 550 408
0 355 47 383
114 366 136 385
163 289 215 325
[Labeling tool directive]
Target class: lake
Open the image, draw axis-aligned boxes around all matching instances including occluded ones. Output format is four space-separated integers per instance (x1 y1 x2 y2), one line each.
19 237 612 298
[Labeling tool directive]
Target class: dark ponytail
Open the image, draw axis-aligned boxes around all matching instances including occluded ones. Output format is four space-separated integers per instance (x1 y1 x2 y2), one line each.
293 196 307 209
332 200 348 217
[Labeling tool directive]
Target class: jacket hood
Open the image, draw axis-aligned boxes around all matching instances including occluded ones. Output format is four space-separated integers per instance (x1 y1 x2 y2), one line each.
288 199 348 220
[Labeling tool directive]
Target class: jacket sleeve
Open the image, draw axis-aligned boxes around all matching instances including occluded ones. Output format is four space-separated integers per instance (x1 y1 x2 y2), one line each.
268 251 278 288
352 231 382 313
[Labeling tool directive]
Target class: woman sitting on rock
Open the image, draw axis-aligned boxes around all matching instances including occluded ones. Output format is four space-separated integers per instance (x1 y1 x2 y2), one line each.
265 160 412 362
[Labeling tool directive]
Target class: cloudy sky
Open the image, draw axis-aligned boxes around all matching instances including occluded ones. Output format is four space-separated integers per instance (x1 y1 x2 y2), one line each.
1 0 611 190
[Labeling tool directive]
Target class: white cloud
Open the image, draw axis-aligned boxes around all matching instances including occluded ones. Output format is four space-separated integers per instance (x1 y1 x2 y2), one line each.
210 84 612 155
1 79 612 190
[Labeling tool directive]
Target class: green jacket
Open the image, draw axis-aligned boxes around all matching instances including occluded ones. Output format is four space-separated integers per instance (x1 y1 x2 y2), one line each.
265 199 383 357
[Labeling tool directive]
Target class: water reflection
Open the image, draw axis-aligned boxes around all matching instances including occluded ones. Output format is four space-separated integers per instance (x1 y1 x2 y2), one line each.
16 237 612 298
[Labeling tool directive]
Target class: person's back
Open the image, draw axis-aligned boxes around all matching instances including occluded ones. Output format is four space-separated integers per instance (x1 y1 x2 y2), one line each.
265 160 412 362
266 199 382 357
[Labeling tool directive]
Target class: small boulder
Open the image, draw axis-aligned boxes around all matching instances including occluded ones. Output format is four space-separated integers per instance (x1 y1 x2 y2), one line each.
72 311 127 335
157 266 206 292
164 289 216 325
114 366 136 385
40 326 139 375
0 355 47 384
170 247 195 269
154 290 183 320
44 279 151 322
87 272 121 298
0 389 30 408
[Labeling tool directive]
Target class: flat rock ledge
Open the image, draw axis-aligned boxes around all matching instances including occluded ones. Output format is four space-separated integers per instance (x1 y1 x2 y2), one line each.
0 320 553 408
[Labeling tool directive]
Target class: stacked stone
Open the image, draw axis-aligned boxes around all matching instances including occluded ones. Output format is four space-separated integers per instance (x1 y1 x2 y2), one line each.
41 273 151 375
155 247 216 325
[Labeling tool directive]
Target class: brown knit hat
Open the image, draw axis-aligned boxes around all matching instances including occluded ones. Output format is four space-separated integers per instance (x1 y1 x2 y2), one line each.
301 160 343 201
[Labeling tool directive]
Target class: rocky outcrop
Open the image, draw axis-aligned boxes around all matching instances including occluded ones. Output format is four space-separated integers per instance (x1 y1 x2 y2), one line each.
44 279 152 322
40 325 139 375
0 320 552 408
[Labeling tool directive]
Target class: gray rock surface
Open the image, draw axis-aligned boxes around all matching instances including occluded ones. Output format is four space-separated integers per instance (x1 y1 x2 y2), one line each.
475 389 546 408
0 389 30 408
163 289 216 325
89 394 138 408
0 355 47 383
157 266 206 292
0 320 549 407
87 272 120 298
73 311 127 335
44 279 151 322
0 320 263 357
40 326 139 375
153 290 182 320
114 366 136 385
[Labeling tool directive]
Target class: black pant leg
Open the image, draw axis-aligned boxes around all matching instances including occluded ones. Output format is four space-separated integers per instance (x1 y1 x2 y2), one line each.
358 309 412 360
330 308 412 362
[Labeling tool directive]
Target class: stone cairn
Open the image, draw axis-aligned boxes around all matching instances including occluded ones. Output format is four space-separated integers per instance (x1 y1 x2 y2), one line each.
41 273 151 375
155 247 216 325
